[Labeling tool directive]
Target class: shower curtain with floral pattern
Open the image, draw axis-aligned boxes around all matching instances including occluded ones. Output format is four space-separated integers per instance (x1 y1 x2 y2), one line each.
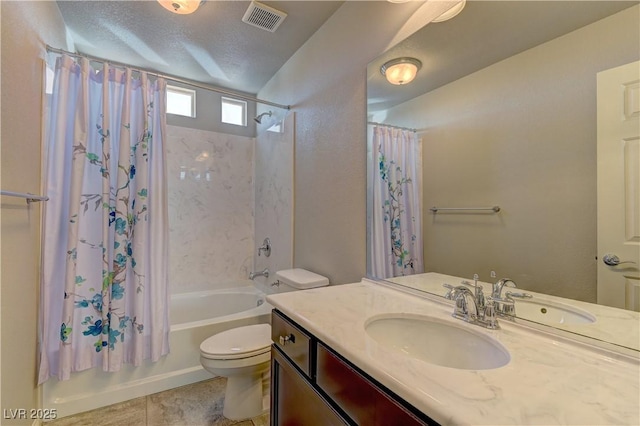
371 125 424 279
38 55 170 383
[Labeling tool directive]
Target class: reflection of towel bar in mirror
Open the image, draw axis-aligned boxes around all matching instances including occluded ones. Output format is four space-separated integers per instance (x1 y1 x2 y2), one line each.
429 206 501 213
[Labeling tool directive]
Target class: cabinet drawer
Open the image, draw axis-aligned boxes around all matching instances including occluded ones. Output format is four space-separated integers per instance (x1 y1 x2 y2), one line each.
271 310 312 377
316 343 431 426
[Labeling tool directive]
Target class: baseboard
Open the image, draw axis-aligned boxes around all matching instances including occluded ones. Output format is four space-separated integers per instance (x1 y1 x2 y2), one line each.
45 366 212 420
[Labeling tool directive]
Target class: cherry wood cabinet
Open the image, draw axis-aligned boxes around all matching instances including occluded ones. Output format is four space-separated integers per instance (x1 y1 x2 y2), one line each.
270 309 437 426
271 346 347 425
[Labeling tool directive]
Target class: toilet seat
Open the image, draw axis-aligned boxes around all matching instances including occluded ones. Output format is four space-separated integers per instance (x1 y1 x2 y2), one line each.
200 324 271 360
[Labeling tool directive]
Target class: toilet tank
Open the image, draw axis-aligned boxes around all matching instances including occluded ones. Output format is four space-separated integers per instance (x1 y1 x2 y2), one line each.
274 268 329 292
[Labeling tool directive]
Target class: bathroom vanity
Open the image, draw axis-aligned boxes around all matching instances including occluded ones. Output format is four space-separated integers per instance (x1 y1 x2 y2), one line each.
267 280 640 425
270 309 433 425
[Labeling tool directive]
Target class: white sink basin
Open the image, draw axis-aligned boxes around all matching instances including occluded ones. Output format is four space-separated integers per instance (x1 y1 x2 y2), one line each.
365 314 510 370
515 298 596 325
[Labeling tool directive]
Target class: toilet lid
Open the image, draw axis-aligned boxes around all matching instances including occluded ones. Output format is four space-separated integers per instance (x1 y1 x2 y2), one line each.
200 324 271 359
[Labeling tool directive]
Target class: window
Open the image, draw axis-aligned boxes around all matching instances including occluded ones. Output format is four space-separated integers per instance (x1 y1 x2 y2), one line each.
221 97 247 126
167 85 196 118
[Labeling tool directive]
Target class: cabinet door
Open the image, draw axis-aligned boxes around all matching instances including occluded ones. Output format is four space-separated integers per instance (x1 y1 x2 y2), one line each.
316 343 432 426
271 346 348 426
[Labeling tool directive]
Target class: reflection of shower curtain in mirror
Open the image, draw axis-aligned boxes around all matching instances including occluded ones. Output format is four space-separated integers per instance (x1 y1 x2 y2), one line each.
371 126 423 279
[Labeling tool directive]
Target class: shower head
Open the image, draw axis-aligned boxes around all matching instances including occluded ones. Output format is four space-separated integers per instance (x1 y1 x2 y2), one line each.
254 111 272 124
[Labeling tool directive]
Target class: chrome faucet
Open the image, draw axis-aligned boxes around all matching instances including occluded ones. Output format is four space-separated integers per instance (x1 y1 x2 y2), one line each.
445 272 530 327
492 278 517 297
450 274 485 308
450 286 479 320
490 272 531 317
249 268 269 280
444 282 505 330
491 271 517 299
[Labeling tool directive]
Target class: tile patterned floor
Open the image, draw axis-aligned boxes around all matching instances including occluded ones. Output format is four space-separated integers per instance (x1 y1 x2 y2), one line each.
48 378 269 426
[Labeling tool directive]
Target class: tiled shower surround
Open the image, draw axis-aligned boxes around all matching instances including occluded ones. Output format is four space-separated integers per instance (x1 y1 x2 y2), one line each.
253 113 295 293
166 125 255 293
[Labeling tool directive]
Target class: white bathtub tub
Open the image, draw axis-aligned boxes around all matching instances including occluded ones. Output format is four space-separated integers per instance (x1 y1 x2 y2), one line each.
171 286 268 330
43 284 272 419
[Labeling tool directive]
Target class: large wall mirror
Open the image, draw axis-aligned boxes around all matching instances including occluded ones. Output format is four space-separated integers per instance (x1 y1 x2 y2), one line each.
366 1 640 350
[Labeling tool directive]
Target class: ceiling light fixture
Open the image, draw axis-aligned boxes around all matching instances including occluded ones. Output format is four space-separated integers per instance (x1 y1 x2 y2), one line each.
158 0 202 15
432 0 466 23
380 57 422 85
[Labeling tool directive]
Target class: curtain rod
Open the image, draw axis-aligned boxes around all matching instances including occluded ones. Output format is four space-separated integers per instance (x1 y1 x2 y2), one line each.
46 45 290 111
368 121 416 133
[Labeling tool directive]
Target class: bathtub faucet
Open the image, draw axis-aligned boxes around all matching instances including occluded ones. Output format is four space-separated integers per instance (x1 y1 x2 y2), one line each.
249 268 269 280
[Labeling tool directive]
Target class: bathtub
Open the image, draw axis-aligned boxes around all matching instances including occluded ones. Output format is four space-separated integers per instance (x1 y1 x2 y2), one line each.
170 286 269 330
43 284 272 419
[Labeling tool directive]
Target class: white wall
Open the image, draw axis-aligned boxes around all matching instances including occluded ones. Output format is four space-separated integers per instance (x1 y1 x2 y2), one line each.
379 6 640 301
1 1 71 422
258 1 455 284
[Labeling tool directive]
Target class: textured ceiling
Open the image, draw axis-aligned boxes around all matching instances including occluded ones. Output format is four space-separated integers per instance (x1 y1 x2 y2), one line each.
368 1 639 113
56 1 344 95
55 1 638 109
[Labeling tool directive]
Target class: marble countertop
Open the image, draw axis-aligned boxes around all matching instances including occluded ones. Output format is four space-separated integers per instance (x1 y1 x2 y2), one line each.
267 280 640 425
387 272 640 352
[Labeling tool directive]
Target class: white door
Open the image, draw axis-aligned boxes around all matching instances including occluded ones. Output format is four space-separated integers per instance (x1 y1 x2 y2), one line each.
597 61 640 311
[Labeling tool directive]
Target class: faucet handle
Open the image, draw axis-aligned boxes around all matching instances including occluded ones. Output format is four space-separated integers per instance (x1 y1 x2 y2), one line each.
487 295 515 304
443 283 456 299
505 291 532 299
488 295 516 317
258 237 271 257
461 273 479 284
461 274 482 289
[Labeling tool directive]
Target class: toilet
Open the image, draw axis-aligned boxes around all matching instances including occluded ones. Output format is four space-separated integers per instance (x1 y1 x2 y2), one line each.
199 268 329 420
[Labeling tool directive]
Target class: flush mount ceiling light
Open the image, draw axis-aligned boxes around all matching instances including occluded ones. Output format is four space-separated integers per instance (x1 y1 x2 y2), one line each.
432 0 466 23
158 0 202 15
380 57 422 85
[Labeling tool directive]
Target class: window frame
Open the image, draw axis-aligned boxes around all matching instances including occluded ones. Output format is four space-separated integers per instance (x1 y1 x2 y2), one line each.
221 96 248 127
166 85 197 118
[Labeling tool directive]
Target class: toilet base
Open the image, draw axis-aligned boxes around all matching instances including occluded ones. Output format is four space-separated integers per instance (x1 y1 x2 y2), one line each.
223 371 268 420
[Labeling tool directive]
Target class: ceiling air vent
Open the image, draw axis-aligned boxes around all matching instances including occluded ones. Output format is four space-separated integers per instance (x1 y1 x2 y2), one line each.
242 1 287 33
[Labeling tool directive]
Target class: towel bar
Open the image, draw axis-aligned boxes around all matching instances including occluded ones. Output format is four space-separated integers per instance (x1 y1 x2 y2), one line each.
1 190 49 203
429 206 500 213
